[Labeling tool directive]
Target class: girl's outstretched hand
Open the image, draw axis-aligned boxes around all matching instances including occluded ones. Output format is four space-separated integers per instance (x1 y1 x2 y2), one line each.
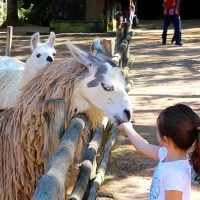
118 122 160 160
118 122 133 136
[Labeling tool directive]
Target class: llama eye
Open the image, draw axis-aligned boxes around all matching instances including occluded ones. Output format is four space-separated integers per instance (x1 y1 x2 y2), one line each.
36 53 41 58
53 53 56 56
101 82 114 91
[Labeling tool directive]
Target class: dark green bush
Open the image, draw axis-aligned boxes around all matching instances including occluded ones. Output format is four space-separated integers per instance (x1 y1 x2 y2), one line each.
18 0 51 26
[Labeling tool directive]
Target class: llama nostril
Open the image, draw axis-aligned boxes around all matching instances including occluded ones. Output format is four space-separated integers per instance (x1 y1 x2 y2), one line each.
124 109 131 121
46 56 53 63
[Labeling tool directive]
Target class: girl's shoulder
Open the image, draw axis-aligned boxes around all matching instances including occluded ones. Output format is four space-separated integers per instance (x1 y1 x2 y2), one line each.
160 155 191 181
162 162 191 192
166 161 191 175
158 147 168 161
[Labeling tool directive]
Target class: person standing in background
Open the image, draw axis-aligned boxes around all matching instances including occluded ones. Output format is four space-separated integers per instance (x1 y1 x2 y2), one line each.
115 0 135 30
162 0 182 46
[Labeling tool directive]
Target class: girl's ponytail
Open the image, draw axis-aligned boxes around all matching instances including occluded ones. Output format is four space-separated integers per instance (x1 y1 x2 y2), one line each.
190 127 200 175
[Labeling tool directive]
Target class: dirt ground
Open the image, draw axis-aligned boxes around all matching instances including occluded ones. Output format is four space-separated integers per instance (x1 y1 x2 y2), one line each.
0 20 200 199
98 20 200 200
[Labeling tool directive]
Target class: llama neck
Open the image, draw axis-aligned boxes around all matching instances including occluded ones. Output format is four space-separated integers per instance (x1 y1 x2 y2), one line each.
22 59 40 86
69 86 104 128
67 86 91 118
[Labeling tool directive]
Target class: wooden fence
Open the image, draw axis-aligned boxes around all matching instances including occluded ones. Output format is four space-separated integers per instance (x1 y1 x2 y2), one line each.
0 26 13 56
32 101 119 200
32 23 134 200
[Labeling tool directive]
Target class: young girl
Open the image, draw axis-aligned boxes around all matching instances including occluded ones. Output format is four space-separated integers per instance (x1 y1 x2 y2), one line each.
119 104 200 200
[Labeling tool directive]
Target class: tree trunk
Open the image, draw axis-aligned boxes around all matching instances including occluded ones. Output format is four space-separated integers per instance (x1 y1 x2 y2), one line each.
2 0 21 27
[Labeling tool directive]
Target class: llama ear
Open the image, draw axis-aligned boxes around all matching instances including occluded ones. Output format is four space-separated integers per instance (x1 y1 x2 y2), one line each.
66 41 94 67
90 38 105 56
31 32 40 51
47 32 55 47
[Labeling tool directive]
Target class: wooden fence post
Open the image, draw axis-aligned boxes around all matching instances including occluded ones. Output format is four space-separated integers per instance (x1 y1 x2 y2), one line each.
101 38 115 57
87 127 119 200
5 26 13 56
32 113 88 200
112 31 133 67
115 28 124 67
69 126 104 200
123 22 132 67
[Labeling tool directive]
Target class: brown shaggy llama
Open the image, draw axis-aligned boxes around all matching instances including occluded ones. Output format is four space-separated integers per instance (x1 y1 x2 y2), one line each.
0 41 132 199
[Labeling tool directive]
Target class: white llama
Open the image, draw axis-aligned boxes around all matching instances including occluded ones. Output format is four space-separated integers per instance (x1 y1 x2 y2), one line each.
0 32 56 108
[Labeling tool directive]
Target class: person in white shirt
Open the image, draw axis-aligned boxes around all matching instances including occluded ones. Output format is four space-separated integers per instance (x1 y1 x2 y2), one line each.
118 103 200 200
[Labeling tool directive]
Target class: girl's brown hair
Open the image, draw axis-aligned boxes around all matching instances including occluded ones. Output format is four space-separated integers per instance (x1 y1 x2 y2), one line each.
157 104 200 175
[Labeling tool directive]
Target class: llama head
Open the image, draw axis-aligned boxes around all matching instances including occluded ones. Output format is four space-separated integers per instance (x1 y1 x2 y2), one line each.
67 41 132 124
26 32 56 72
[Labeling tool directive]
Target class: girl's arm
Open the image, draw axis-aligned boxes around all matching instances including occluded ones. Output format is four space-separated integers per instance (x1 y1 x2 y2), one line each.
165 190 182 200
118 122 160 160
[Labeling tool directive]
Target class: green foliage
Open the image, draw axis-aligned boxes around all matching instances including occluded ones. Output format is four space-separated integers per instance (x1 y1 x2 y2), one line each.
18 0 51 26
18 4 33 22
0 2 6 25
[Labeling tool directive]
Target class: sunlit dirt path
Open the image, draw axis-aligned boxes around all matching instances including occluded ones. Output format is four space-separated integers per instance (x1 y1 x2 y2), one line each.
100 20 200 200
